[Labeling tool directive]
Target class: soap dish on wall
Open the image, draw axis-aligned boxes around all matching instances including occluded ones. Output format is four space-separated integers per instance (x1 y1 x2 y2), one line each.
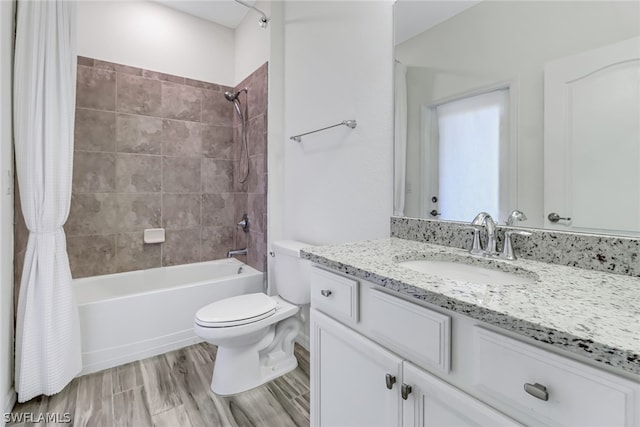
144 228 165 244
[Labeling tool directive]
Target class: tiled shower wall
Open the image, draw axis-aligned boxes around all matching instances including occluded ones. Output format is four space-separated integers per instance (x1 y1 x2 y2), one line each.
14 57 268 282
232 63 268 272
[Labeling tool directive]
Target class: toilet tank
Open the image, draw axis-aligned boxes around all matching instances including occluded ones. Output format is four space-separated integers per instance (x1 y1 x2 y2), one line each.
272 240 311 305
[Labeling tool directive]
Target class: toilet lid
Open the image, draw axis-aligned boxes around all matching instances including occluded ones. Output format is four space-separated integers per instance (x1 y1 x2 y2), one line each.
195 293 277 328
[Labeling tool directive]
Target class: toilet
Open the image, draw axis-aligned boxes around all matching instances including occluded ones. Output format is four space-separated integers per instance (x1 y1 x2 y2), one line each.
194 240 311 396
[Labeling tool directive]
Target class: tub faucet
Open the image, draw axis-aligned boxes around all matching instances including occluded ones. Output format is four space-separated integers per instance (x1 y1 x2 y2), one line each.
227 248 248 258
471 212 498 256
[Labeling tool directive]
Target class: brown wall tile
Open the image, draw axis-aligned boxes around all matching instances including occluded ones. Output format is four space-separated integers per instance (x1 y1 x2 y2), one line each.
75 109 116 152
163 120 202 157
202 159 233 194
202 125 234 159
116 74 162 117
116 193 162 232
163 157 201 193
116 154 162 193
247 194 266 234
73 151 116 193
77 56 94 67
116 232 162 273
116 114 163 155
247 114 267 156
161 83 202 122
162 228 201 266
143 69 185 84
162 194 201 230
202 193 235 227
95 60 143 76
202 89 232 126
201 227 235 261
247 230 266 272
55 58 269 279
76 66 116 111
67 235 117 278
66 193 117 236
246 154 266 195
184 78 220 91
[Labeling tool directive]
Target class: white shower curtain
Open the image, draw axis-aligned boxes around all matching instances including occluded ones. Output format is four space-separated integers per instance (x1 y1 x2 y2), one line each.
13 0 81 402
393 61 407 216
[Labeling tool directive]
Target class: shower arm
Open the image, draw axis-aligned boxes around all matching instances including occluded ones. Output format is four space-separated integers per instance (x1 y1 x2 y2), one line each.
234 0 269 27
290 120 357 142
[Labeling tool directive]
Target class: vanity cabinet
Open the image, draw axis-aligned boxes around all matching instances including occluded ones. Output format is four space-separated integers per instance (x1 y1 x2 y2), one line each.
311 309 518 427
402 361 520 427
311 309 402 427
310 265 640 427
310 266 519 427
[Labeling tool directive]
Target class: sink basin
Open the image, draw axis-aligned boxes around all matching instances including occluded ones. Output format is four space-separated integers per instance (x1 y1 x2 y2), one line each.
398 259 537 286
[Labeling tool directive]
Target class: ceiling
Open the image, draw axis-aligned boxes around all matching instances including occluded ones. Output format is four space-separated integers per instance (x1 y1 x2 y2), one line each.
154 0 479 41
394 0 481 45
154 0 255 29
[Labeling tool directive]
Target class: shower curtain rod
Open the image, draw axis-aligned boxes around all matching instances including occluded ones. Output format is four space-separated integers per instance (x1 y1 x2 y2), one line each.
290 120 357 142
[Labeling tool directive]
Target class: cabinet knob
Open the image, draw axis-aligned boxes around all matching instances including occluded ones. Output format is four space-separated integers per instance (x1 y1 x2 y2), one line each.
401 383 412 400
385 373 396 390
320 290 332 297
524 382 549 401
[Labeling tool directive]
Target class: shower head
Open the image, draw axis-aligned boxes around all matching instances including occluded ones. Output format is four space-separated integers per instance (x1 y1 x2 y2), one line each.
224 88 248 119
224 87 247 102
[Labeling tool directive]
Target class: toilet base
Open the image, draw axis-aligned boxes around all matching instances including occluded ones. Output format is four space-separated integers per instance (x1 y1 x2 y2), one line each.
210 316 301 396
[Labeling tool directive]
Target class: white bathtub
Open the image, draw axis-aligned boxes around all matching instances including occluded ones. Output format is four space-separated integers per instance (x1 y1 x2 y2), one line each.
73 258 264 375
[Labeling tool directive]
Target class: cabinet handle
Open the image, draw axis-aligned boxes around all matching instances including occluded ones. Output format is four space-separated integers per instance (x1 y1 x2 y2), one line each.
524 382 549 401
320 290 332 297
401 383 412 400
385 374 396 390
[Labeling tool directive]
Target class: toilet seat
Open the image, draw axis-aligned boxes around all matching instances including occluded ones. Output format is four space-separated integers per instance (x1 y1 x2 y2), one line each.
195 293 277 328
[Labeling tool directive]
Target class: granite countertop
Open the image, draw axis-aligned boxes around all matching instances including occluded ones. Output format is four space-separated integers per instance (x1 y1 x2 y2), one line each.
301 237 640 377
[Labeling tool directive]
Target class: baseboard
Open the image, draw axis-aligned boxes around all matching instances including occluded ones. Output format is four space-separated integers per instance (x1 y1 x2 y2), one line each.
4 386 16 415
295 333 310 352
79 329 203 375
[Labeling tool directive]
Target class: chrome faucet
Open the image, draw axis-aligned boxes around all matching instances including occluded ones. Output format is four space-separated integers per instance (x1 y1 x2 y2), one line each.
470 212 499 256
227 248 248 258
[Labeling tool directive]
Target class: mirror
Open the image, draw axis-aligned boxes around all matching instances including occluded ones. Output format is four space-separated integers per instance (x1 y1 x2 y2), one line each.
393 0 640 236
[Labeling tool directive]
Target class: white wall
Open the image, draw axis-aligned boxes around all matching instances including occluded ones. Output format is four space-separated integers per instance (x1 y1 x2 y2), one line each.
0 0 15 417
395 1 640 228
235 0 270 83
77 1 235 85
282 0 394 246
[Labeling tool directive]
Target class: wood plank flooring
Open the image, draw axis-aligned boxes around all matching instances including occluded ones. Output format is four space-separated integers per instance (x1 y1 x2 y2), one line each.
9 343 310 427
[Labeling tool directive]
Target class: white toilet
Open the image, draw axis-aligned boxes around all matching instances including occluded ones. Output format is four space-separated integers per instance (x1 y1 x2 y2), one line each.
194 240 311 396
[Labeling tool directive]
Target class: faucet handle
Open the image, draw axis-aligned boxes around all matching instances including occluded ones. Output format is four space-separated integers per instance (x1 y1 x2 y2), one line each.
506 210 527 226
463 225 484 256
501 230 532 260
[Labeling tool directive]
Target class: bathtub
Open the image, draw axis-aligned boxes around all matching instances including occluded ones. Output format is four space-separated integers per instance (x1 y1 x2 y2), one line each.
73 258 264 375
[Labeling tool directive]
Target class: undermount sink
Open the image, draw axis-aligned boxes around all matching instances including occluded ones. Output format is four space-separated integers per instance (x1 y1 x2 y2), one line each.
398 259 537 286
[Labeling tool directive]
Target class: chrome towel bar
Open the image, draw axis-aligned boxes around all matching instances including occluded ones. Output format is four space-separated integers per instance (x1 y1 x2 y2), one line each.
290 119 357 142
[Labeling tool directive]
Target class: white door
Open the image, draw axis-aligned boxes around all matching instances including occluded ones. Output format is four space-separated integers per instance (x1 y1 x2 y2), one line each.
311 309 403 427
402 362 521 427
544 37 640 235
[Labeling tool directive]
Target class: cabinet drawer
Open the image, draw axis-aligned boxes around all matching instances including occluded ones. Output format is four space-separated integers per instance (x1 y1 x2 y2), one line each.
310 267 359 324
364 288 450 374
475 327 640 427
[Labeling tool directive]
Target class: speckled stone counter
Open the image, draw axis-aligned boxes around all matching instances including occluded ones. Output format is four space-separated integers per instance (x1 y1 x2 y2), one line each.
301 238 640 377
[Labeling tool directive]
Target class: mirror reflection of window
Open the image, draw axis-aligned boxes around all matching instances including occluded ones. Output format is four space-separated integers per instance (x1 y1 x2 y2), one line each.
427 89 510 222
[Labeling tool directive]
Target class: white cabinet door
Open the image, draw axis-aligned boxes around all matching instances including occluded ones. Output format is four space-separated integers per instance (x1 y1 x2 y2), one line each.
402 362 521 427
311 309 403 427
544 36 640 236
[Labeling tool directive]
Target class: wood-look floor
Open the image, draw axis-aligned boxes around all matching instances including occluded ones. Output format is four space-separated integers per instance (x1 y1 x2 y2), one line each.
9 343 310 427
